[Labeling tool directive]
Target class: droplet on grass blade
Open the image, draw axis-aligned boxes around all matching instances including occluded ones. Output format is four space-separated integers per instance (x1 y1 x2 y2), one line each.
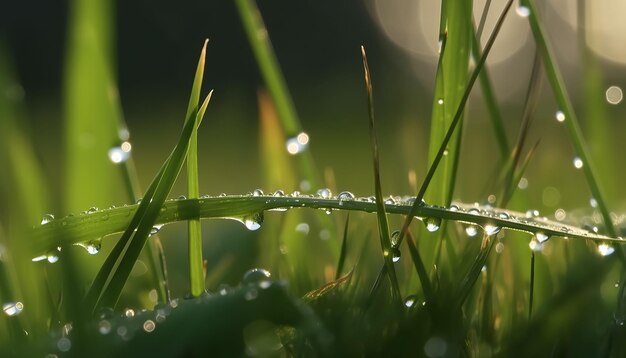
41 214 55 225
242 268 271 286
2 302 23 316
424 217 441 232
391 248 401 263
597 243 615 257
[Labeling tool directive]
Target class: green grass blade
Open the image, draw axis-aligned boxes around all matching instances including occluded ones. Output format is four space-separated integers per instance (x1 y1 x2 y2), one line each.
98 93 212 310
64 0 123 212
389 0 515 262
361 46 401 303
523 0 617 238
187 40 208 297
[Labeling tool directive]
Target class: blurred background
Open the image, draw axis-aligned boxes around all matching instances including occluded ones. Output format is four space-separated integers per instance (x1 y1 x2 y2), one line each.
1 0 625 297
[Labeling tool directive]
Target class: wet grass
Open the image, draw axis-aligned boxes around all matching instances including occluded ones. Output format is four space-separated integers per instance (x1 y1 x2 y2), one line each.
0 0 625 357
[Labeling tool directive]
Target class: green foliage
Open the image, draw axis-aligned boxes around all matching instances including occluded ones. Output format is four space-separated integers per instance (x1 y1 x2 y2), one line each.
1 0 625 357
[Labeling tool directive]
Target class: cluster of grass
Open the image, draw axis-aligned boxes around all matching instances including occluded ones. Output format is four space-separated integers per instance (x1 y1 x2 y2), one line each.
1 0 625 356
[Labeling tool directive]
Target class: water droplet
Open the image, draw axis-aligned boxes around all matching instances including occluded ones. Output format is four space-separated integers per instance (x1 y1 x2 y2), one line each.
404 295 418 308
554 208 567 221
237 212 264 231
384 196 397 205
46 248 60 263
124 308 135 318
518 177 529 190
3 302 23 316
497 212 510 220
573 157 584 169
316 188 332 199
143 320 156 333
272 190 285 197
495 242 504 253
467 208 480 215
484 225 501 236
525 209 540 218
295 223 310 235
108 142 132 164
338 191 355 205
555 110 566 122
242 268 271 286
606 85 623 105
391 230 401 247
391 248 401 263
535 232 550 243
529 237 544 252
98 320 111 335
516 5 530 17
437 98 444 105
252 189 264 197
590 198 598 208
76 239 101 255
449 204 460 212
424 217 441 232
150 225 162 236
285 132 309 155
41 214 55 225
465 225 478 237
598 243 615 256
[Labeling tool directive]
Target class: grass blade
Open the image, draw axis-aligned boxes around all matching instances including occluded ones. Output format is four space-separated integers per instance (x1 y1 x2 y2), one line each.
335 214 350 280
187 40 208 297
361 46 401 304
523 0 617 239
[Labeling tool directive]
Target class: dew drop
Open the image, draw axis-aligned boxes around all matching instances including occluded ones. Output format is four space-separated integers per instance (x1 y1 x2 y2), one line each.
525 209 540 218
47 248 61 263
495 242 504 253
465 225 478 237
391 230 401 247
108 143 131 164
404 295 418 308
285 132 309 155
316 188 332 199
150 225 163 236
272 190 285 197
573 157 584 169
252 189 264 197
497 212 510 220
555 110 566 122
590 198 598 208
41 214 55 225
124 308 135 318
391 247 401 263
424 217 441 232
449 204 460 212
437 98 444 105
606 85 623 105
467 208 480 215
242 268 271 286
516 5 530 17
295 223 310 235
484 225 501 236
87 207 99 214
143 320 156 333
2 302 23 316
98 320 111 335
338 191 355 205
535 232 550 243
529 237 544 252
239 212 264 231
598 243 615 257
76 239 101 255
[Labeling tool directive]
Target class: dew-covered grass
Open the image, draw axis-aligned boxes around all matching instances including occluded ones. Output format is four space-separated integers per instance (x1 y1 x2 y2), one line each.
1 0 626 357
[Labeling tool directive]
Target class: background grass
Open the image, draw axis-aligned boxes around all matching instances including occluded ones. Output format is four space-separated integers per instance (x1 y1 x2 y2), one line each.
1 0 626 356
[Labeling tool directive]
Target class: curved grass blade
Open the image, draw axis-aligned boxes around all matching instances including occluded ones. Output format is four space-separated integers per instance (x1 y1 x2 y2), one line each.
84 92 213 312
361 46 401 304
187 40 208 297
335 214 350 280
31 195 621 258
523 0 617 239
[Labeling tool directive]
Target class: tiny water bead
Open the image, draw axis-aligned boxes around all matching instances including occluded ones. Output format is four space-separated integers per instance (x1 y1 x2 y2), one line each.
76 240 101 255
41 214 55 225
272 190 285 197
484 224 501 236
516 5 530 17
597 243 615 257
529 237 544 252
555 110 566 122
3 301 24 316
391 230 401 247
573 157 584 169
240 212 264 231
465 225 478 237
143 320 156 333
424 217 441 232
316 188 332 199
535 232 550 243
252 189 264 197
384 196 397 205
404 295 418 308
107 141 132 164
606 85 623 105
391 247 401 263
242 268 272 286
295 223 310 235
437 98 444 105
338 191 355 205
285 131 309 155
